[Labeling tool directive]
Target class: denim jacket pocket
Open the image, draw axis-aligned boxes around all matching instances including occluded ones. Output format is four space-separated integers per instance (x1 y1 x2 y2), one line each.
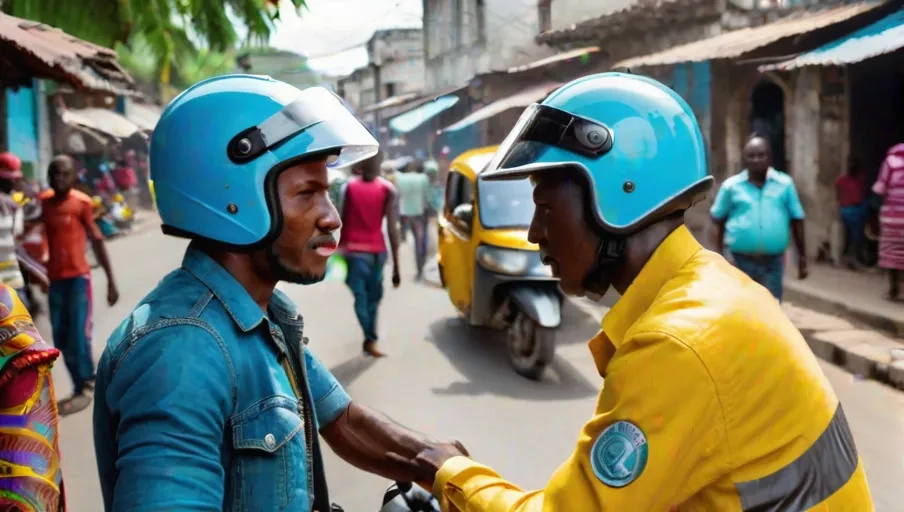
230 395 309 511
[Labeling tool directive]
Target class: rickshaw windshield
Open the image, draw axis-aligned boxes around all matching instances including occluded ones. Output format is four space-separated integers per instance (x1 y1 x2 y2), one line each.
477 175 535 229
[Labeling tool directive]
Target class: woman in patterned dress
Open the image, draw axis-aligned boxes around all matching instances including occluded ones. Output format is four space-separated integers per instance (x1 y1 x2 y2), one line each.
871 142 904 300
0 285 65 511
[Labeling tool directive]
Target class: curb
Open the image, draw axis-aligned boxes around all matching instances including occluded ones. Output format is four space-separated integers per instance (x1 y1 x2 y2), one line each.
798 327 904 391
783 283 904 337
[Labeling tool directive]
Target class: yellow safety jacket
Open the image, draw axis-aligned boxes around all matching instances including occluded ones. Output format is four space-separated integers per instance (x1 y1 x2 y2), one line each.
434 226 873 511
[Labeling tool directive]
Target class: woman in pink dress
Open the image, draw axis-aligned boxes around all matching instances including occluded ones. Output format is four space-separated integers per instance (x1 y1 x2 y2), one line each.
872 142 904 300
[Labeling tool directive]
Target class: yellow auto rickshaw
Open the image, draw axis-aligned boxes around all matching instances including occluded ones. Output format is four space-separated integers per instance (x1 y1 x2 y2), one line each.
436 146 563 380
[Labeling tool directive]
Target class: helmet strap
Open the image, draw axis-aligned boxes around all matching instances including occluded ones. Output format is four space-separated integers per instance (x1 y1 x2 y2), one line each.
582 235 624 301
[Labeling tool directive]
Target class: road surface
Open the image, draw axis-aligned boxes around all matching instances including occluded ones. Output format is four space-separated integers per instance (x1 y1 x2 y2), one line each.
45 222 904 511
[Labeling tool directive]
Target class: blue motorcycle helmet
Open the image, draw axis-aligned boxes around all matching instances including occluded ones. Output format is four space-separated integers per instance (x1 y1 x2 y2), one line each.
150 74 379 248
482 72 712 240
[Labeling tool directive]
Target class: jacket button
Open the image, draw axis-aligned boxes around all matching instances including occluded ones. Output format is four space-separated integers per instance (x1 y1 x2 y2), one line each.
264 433 276 449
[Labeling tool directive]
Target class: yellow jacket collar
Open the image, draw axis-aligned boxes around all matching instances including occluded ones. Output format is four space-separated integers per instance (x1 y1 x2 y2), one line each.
601 224 702 347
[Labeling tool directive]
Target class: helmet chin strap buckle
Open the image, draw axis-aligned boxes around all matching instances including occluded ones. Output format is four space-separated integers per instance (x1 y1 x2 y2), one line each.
580 236 624 300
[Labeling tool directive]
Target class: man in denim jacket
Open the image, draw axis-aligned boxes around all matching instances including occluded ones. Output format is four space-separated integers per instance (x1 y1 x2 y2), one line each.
92 75 465 511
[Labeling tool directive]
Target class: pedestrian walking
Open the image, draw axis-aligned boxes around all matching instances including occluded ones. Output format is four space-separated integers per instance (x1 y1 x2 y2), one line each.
871 141 904 300
93 76 464 512
338 153 402 357
395 160 430 280
0 152 34 307
836 155 868 268
711 134 808 301
41 155 119 416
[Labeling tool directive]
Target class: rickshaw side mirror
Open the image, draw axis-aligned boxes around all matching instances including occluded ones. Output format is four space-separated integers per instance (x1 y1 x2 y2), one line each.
452 203 474 231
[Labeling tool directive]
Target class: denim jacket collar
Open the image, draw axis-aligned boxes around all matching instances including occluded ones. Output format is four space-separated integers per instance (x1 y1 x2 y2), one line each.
182 248 266 332
182 248 305 345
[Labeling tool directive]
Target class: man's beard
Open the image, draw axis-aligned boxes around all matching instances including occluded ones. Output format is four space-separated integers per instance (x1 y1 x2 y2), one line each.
266 245 325 285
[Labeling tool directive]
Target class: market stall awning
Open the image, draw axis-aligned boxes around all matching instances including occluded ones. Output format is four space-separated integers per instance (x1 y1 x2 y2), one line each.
615 2 876 68
0 13 136 95
760 8 904 71
124 100 162 132
441 82 561 133
61 108 140 139
388 95 460 133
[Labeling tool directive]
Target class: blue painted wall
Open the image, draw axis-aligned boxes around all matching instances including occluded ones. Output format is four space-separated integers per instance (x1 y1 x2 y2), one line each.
5 81 39 177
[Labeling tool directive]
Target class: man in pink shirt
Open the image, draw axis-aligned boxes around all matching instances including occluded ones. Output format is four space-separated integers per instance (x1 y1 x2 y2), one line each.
338 154 401 357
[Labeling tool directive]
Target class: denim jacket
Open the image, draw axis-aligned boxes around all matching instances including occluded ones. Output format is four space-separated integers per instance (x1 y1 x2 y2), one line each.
93 248 352 511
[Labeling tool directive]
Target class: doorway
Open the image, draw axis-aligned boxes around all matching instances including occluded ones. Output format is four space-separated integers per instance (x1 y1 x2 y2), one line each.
750 78 788 172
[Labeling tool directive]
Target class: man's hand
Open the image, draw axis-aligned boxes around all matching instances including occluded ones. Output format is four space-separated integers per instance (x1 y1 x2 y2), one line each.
798 258 809 280
392 265 401 288
107 281 120 306
389 439 469 487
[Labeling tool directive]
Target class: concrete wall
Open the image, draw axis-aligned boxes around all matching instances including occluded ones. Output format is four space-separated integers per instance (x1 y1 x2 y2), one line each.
423 0 552 92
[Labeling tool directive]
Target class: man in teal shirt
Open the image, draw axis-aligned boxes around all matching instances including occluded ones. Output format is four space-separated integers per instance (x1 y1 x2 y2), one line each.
711 135 808 301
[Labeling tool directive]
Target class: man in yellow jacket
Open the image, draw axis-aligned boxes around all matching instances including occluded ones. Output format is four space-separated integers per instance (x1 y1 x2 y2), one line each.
403 73 874 511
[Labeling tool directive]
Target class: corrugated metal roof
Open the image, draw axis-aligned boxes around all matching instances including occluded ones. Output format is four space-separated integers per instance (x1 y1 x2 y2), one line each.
61 108 139 139
388 95 460 134
615 2 877 68
507 47 600 73
441 82 561 133
536 0 722 46
761 8 904 70
0 13 136 95
125 100 162 132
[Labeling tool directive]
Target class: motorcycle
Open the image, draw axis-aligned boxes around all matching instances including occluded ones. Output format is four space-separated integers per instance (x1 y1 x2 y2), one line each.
380 482 440 512
436 146 564 381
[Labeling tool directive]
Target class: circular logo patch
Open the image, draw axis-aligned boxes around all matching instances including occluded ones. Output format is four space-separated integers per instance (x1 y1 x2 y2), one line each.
590 421 648 488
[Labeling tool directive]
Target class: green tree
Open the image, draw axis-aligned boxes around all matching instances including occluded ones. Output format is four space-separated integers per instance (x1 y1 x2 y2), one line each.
1 0 306 85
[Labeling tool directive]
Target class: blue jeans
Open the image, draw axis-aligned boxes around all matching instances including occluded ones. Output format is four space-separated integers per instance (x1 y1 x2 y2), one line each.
840 203 866 261
345 252 387 341
49 275 95 393
731 252 785 301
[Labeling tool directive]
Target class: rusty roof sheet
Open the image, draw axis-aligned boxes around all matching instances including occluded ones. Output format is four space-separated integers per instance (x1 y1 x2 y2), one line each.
0 12 136 95
615 2 877 68
536 0 722 46
760 8 904 71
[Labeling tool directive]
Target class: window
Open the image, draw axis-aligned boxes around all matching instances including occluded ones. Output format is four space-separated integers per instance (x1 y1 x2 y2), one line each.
538 0 551 32
385 83 397 98
444 171 474 213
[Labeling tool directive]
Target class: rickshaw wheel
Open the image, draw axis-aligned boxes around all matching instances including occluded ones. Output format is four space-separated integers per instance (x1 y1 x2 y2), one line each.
506 311 555 381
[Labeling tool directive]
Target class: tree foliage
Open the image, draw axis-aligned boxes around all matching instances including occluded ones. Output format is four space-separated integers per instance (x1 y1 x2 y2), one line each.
1 0 306 86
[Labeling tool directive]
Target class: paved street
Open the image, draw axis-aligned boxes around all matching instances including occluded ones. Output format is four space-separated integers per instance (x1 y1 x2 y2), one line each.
46 223 904 511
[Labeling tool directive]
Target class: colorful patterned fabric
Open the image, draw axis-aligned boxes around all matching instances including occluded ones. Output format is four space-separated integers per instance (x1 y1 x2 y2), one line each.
0 285 64 512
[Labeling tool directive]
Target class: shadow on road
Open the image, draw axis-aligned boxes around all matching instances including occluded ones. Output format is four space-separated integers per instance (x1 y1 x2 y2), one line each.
329 355 378 388
425 301 601 401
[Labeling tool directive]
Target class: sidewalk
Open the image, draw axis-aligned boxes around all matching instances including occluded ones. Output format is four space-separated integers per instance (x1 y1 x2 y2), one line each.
782 264 904 390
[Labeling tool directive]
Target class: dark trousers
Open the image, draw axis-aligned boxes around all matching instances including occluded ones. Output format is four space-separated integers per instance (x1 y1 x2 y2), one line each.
401 214 427 275
731 252 785 302
345 252 387 342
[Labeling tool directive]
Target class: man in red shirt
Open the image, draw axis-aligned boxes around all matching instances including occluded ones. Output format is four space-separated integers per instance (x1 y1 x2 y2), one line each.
41 155 119 415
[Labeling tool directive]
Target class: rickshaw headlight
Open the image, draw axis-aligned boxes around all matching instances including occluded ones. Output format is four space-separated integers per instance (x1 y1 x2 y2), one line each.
476 246 530 276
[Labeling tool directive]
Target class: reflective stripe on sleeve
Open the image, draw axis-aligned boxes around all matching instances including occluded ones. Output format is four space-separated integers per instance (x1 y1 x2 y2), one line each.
735 405 858 511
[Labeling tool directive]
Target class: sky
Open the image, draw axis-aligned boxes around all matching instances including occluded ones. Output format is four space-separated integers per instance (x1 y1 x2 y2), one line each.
268 0 423 77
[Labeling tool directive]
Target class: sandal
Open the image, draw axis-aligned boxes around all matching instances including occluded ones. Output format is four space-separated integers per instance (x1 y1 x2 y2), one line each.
58 381 95 417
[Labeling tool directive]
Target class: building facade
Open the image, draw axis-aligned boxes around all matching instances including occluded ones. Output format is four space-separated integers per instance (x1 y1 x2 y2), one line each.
337 28 425 112
422 0 556 92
